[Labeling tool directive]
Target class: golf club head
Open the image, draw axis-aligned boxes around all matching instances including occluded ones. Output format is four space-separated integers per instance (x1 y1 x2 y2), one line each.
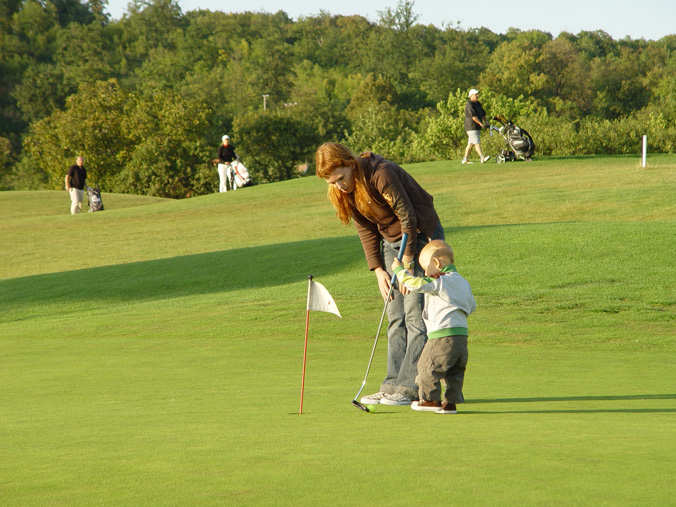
351 399 370 413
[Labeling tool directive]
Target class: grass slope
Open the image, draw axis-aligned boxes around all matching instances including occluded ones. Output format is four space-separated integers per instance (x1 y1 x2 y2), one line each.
1 154 675 505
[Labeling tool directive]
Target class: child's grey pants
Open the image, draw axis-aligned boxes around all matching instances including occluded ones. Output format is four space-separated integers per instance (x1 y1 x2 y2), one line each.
415 335 468 404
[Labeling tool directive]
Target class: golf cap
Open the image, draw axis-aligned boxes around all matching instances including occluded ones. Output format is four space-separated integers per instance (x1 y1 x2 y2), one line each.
468 88 479 97
222 135 230 141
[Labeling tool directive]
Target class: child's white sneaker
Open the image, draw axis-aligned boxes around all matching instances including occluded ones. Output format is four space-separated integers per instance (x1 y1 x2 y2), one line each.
461 159 471 164
481 155 491 163
411 400 442 412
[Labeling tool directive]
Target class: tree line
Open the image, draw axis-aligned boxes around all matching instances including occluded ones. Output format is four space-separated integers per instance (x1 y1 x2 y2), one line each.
1 0 674 197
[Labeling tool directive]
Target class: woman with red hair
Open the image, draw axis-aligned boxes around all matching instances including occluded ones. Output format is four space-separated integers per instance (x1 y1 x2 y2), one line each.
316 142 445 406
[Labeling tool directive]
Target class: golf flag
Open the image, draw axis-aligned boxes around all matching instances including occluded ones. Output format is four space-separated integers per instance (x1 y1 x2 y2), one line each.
300 275 341 414
307 279 342 317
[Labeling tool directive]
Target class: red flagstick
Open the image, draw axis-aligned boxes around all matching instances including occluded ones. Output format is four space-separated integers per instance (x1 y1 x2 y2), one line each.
299 275 312 414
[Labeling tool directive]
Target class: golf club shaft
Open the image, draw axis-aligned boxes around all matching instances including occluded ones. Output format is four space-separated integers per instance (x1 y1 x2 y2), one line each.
353 233 408 400
353 281 396 400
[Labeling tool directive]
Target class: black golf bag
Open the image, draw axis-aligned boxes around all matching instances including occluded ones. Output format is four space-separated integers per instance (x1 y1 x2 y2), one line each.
491 115 535 162
86 186 104 212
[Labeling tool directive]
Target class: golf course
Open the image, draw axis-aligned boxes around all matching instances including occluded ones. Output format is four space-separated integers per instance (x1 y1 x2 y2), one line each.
1 154 675 505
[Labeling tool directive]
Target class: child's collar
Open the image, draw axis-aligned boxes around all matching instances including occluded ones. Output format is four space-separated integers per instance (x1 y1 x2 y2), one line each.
427 264 456 280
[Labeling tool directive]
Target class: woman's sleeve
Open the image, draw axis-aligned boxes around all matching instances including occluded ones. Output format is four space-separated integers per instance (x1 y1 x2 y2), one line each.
373 166 418 259
353 212 384 271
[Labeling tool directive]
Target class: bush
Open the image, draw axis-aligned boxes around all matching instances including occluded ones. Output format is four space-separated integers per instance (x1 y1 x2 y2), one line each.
518 111 580 156
529 109 674 156
342 103 424 163
3 155 50 191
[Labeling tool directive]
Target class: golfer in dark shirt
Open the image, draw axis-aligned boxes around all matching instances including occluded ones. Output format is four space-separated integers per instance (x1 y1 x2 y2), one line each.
462 89 490 164
65 156 87 214
217 135 237 192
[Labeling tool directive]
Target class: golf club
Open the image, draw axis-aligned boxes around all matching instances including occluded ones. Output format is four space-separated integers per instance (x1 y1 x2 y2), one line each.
351 232 408 412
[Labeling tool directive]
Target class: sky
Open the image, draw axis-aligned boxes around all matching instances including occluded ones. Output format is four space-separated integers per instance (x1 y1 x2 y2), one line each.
104 0 675 40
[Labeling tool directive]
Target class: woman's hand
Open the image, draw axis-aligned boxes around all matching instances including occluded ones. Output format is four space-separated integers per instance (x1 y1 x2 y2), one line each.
374 267 393 301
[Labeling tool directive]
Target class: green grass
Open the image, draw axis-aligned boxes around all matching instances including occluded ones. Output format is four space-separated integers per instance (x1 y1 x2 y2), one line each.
1 154 675 505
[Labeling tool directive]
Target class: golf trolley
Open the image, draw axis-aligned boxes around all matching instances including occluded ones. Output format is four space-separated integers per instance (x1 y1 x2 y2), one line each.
490 115 535 163
86 186 104 212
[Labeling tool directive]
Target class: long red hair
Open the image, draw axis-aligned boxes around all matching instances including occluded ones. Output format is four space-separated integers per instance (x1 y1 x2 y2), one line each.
315 142 382 224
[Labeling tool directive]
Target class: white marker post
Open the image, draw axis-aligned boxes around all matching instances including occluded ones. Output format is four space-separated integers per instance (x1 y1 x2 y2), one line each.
642 135 647 168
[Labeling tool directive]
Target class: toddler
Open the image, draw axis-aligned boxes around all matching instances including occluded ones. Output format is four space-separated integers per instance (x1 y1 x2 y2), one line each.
392 239 476 414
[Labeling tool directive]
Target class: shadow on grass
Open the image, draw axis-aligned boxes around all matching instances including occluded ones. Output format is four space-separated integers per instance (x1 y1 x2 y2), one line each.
0 235 363 315
542 154 618 162
0 224 560 318
461 408 676 414
0 221 593 318
466 394 676 403
461 393 676 414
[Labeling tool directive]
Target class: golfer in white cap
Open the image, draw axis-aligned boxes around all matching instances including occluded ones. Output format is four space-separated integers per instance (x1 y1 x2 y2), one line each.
462 89 490 164
217 135 237 192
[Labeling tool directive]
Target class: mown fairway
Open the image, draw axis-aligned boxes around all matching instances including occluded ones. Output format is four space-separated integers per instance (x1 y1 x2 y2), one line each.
1 155 675 505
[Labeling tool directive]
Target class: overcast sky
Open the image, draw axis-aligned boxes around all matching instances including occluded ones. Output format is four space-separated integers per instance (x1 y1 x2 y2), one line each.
104 0 674 41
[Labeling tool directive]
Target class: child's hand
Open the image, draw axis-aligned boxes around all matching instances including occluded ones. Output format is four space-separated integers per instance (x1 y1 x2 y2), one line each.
391 258 402 271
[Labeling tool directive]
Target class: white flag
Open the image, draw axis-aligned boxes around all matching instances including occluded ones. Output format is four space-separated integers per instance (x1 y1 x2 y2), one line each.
307 280 342 318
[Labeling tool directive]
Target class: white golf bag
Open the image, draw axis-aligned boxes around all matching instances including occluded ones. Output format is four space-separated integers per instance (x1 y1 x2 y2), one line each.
229 159 252 190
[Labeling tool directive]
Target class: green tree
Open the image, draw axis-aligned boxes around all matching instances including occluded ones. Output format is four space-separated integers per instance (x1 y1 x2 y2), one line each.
12 64 70 124
411 27 492 104
574 30 618 59
346 73 398 122
287 60 356 139
480 38 542 99
1 0 60 134
55 20 115 87
290 12 369 69
117 87 213 197
9 0 60 62
536 37 591 116
360 1 427 89
23 79 129 189
344 74 424 161
0 136 13 189
652 70 676 122
50 0 97 25
589 48 650 118
115 0 185 74
233 111 319 182
133 45 192 92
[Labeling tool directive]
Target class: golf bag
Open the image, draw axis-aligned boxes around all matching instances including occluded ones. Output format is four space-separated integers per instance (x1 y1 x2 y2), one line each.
86 186 104 212
491 115 535 162
230 159 252 189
